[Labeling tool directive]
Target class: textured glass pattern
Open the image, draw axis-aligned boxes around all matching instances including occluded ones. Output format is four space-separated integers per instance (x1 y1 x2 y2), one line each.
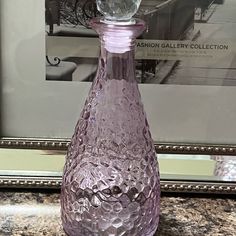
61 19 160 236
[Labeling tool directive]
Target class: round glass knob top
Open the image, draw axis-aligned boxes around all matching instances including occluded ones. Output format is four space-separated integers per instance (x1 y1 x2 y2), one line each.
96 0 142 24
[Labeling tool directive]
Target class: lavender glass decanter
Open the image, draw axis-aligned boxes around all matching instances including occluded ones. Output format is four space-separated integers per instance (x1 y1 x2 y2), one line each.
61 1 160 235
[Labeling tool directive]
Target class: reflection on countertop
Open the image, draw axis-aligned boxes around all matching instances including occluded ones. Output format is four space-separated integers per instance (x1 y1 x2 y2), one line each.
0 191 235 236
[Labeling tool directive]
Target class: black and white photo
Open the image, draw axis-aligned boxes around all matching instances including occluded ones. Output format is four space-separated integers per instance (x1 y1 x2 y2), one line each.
45 0 236 86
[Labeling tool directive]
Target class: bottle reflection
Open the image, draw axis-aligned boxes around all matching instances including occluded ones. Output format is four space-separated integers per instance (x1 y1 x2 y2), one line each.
211 156 236 181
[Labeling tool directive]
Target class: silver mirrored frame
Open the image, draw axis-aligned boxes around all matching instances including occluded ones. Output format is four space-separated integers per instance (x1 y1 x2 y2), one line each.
1 0 236 194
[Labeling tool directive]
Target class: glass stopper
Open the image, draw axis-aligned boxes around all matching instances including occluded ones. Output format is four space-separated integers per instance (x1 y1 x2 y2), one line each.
96 0 142 24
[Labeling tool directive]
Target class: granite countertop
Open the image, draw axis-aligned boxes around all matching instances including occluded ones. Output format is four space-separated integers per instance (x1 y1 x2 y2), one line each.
0 191 235 236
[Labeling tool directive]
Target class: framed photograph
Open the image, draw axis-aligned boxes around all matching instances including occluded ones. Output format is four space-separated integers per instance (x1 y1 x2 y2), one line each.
1 0 236 194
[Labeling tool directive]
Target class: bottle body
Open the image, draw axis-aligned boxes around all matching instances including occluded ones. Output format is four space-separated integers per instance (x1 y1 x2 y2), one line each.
61 19 160 236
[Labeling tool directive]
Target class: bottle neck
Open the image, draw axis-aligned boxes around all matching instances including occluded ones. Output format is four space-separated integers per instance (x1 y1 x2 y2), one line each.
90 18 145 82
99 38 136 82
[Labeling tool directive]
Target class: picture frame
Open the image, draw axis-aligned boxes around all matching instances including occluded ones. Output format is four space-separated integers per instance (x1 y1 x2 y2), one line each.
1 0 236 194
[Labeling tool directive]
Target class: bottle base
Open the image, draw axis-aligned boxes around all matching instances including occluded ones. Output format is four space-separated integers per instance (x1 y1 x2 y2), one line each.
143 228 158 236
144 231 157 236
63 226 158 236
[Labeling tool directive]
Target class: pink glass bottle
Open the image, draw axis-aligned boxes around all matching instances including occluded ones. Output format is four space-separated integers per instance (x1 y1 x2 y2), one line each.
61 18 160 236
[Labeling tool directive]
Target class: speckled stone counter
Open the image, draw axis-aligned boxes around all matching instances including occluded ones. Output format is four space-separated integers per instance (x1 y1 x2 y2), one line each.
0 191 235 236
